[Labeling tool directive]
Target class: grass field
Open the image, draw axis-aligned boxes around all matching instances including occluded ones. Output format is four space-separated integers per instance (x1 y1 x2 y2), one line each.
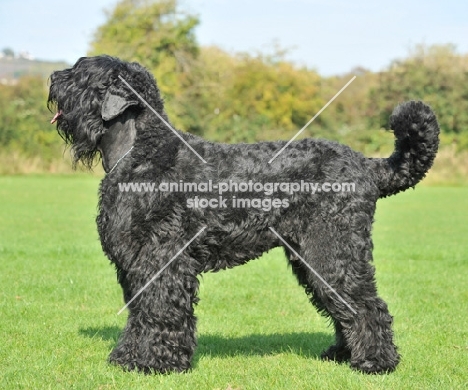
0 175 467 389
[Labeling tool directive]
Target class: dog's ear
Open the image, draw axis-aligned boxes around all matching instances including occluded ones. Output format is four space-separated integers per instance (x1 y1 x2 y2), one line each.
101 89 139 121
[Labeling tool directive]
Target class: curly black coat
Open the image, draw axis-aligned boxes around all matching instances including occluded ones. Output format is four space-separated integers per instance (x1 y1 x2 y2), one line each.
48 55 439 374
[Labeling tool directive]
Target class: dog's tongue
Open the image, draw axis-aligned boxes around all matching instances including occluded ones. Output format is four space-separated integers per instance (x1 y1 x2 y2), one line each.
50 110 62 124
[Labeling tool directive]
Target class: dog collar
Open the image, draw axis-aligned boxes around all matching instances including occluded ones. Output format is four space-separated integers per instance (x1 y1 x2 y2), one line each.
108 146 134 174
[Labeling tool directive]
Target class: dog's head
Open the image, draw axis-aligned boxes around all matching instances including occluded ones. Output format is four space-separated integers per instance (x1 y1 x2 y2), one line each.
48 55 164 169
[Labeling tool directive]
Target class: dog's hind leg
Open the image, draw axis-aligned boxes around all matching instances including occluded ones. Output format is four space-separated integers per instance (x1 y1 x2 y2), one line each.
285 213 400 374
109 254 199 374
285 248 351 363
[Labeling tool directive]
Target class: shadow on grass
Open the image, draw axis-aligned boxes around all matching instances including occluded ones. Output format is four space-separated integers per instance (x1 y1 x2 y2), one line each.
196 332 332 360
79 326 121 344
79 326 332 360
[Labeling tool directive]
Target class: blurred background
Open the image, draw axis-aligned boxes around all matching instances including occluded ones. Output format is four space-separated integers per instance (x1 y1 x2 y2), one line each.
0 0 467 183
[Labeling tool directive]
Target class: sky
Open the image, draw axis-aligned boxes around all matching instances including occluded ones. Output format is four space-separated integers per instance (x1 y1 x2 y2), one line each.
1 0 467 76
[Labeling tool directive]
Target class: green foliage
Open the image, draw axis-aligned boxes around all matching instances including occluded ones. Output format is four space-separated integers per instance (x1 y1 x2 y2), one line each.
90 0 199 63
176 47 324 143
89 0 199 123
2 14 468 177
0 76 63 162
368 44 468 136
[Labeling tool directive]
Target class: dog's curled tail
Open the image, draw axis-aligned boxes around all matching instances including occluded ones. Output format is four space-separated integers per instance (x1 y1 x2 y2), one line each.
371 101 440 198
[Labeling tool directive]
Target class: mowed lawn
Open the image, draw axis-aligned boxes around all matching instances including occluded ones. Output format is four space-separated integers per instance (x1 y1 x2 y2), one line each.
0 175 467 390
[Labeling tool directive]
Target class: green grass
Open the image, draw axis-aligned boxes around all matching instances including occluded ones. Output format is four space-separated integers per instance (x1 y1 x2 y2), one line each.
0 176 467 389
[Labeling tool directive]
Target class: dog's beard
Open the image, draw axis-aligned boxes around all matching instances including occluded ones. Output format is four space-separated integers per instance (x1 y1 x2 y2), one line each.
63 120 102 169
49 100 103 169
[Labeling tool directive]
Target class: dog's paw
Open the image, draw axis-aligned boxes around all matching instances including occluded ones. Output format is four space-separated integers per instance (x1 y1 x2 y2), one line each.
349 344 400 374
108 346 140 371
321 345 351 363
350 349 400 374
350 359 398 374
109 345 192 374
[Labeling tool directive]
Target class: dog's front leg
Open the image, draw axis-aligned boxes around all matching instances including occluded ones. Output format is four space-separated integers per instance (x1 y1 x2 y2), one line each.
109 256 199 374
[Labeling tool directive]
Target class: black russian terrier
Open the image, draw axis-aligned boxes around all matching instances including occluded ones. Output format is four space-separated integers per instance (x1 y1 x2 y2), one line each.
48 55 439 374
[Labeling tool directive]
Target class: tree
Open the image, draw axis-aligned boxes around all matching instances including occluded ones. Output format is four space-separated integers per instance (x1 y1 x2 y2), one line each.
0 76 63 161
90 4 324 143
89 0 200 125
174 47 323 143
2 47 14 57
368 44 468 137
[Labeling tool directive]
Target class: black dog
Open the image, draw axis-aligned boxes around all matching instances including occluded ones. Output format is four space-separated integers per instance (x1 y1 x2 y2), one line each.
48 55 439 374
